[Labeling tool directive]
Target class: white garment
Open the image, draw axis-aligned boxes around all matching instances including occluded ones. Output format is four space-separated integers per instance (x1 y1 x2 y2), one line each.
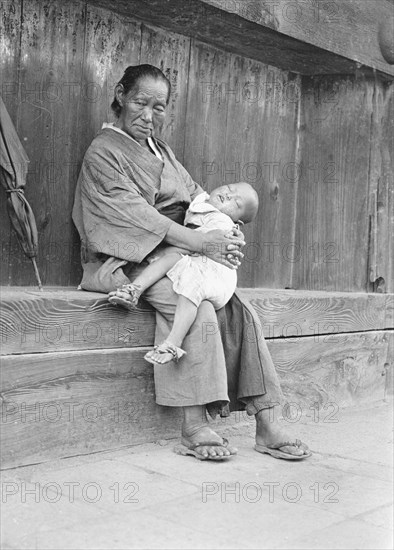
167 192 237 309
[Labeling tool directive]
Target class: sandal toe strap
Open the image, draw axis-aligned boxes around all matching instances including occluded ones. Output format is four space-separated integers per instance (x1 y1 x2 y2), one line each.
154 341 186 362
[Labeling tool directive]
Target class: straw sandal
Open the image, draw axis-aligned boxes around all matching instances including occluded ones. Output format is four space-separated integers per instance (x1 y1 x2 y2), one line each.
108 283 142 311
144 341 186 365
255 439 311 460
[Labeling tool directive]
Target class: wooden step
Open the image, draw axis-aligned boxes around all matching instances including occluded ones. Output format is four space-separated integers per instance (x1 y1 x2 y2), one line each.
1 287 393 468
1 287 392 354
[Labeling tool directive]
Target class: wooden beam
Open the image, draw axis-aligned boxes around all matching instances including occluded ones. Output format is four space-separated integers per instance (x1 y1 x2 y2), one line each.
204 0 394 77
1 330 390 467
270 330 391 409
0 348 182 468
238 289 394 338
82 0 394 78
1 287 392 354
0 287 156 355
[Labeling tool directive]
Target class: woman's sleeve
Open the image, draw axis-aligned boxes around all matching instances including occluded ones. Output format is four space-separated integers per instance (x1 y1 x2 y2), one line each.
76 148 174 263
174 158 205 201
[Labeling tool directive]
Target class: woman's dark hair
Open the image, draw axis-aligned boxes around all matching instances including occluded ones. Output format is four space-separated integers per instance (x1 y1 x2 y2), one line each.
111 64 171 116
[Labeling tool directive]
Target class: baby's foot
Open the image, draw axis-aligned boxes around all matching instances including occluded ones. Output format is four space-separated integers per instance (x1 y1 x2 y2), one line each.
108 283 142 311
144 341 186 365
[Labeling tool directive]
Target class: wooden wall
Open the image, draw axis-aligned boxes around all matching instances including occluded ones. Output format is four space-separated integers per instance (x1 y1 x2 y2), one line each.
0 0 392 293
293 75 394 293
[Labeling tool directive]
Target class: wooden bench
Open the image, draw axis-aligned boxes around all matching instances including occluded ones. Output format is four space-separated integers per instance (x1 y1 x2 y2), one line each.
1 287 392 468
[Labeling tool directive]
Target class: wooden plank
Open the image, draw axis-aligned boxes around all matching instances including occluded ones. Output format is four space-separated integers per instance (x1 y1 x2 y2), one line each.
0 287 156 355
1 286 392 355
0 347 182 468
183 40 231 187
238 289 394 338
292 75 374 292
203 0 394 77
0 330 390 467
385 332 394 396
79 5 141 141
270 330 391 409
8 0 86 286
368 80 394 293
221 54 300 288
139 24 191 163
0 0 22 285
79 0 394 77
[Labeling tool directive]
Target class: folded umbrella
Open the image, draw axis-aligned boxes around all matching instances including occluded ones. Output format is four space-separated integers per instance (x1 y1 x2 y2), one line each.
0 94 42 289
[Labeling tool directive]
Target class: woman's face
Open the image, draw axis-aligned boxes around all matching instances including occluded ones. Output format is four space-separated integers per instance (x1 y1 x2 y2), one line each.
115 77 169 144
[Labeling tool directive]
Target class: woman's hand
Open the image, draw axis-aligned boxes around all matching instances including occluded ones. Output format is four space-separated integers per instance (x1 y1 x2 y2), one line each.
202 229 245 269
226 226 245 268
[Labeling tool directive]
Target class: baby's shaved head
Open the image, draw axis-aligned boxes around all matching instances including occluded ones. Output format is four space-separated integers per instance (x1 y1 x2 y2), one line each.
238 183 259 224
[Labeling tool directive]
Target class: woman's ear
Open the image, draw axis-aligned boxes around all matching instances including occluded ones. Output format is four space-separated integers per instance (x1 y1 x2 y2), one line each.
114 84 125 107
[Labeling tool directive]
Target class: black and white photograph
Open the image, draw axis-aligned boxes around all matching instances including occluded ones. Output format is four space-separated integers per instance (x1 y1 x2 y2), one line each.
0 0 393 548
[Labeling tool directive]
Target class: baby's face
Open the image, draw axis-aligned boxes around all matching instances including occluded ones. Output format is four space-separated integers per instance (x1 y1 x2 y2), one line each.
208 183 257 222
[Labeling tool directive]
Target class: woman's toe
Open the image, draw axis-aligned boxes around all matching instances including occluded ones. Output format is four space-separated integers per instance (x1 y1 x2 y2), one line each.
280 445 304 456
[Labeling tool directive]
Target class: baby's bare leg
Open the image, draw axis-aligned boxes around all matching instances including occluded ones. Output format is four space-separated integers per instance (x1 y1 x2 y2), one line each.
108 247 186 309
167 295 198 348
132 247 184 292
145 295 198 364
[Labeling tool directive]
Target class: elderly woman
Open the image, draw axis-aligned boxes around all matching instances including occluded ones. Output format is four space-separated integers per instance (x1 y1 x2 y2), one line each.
72 64 310 461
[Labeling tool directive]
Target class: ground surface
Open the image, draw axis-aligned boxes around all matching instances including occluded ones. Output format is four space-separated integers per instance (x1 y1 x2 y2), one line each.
1 400 393 550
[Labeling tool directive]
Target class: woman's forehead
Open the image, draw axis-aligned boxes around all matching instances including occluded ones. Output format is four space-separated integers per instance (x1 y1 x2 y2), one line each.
129 77 168 97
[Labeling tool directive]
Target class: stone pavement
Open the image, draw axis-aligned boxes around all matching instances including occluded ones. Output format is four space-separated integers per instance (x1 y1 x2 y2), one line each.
1 400 393 550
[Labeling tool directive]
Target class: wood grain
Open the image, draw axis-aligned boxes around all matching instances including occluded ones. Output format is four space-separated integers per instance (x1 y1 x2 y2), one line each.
7 0 86 286
183 40 231 188
0 347 182 468
222 54 300 288
271 330 390 409
82 0 394 77
80 5 141 140
1 286 392 355
239 288 394 338
1 287 156 355
1 329 390 467
1 0 392 294
368 80 394 293
292 76 374 291
204 0 394 77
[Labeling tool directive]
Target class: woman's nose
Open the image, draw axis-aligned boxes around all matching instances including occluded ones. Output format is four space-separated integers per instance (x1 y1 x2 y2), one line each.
141 107 153 122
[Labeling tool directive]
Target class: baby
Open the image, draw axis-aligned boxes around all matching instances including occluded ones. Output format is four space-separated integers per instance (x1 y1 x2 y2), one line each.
109 182 259 364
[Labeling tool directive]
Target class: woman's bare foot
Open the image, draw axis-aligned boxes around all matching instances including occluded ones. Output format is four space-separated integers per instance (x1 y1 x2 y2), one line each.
177 405 237 460
255 408 311 460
